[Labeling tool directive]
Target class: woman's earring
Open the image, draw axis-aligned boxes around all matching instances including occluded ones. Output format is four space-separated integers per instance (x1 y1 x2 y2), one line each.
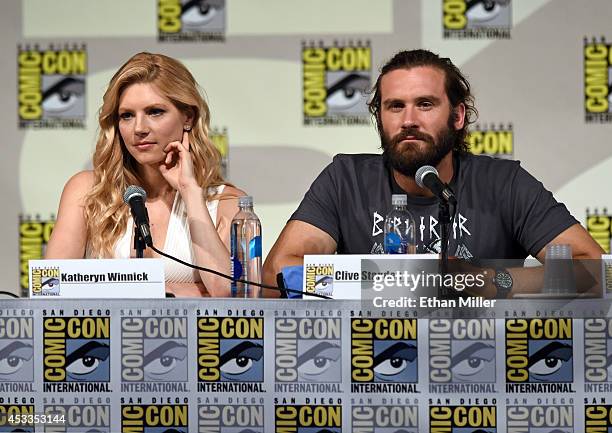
184 125 192 131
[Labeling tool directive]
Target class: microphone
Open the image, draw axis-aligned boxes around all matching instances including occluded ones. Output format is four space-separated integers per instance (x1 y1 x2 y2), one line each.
415 165 457 205
123 185 153 247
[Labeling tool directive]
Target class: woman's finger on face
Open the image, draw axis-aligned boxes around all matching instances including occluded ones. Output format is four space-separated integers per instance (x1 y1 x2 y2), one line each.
182 130 190 152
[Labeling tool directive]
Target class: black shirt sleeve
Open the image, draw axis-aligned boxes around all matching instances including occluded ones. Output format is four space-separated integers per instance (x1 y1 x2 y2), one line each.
289 159 341 243
507 163 578 257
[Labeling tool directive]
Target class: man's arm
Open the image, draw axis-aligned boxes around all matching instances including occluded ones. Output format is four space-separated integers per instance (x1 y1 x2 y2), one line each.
535 223 604 261
263 220 337 297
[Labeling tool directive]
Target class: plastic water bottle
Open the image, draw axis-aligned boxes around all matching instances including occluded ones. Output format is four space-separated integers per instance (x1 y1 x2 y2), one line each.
230 196 262 297
384 194 416 254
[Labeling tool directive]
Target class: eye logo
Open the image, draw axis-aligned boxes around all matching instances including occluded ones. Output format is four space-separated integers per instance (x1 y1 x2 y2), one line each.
305 265 334 296
42 317 111 391
351 319 418 392
275 318 342 386
158 0 226 42
30 267 61 296
584 37 612 123
121 404 188 433
351 405 418 432
442 0 512 39
275 405 342 432
197 317 264 392
429 405 496 432
429 319 496 391
302 41 372 126
468 124 513 159
505 319 574 391
121 317 188 386
17 44 87 129
507 405 573 431
198 405 264 432
0 318 34 383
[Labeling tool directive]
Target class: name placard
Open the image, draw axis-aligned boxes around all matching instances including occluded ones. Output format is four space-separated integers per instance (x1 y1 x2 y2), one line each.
28 259 165 298
303 254 438 299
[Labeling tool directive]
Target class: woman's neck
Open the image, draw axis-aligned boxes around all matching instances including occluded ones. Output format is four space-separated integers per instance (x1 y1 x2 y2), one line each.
137 164 174 200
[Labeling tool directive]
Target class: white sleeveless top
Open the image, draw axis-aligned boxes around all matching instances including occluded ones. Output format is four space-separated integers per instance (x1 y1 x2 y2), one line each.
113 185 225 283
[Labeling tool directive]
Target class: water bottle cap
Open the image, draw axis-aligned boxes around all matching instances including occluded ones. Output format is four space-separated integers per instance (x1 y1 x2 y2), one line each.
391 194 407 206
238 196 254 207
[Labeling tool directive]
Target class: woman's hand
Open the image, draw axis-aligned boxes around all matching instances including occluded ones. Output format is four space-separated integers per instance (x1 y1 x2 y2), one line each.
159 131 200 193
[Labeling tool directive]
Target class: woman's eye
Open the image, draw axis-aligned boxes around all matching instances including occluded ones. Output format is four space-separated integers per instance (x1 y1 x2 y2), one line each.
149 108 165 116
119 112 133 120
66 356 101 375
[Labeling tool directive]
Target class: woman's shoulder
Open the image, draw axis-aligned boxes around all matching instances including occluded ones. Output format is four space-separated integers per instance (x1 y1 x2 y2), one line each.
218 185 246 198
61 170 95 202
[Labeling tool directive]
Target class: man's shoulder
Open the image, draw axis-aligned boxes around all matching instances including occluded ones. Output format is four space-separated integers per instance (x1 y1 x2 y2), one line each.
329 153 385 172
458 152 522 177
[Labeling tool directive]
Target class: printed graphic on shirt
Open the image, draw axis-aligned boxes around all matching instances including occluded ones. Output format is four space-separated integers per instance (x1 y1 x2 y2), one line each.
443 0 511 39
302 40 372 126
17 43 86 128
370 210 473 258
584 36 612 123
468 123 513 159
158 0 225 42
586 208 612 253
505 318 575 393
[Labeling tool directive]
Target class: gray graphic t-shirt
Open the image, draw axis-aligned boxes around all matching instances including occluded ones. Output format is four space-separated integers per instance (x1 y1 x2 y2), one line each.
291 152 577 260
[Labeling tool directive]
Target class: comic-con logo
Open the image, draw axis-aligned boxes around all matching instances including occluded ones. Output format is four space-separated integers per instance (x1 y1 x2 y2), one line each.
443 0 511 39
352 405 418 432
197 317 264 392
198 404 264 432
210 127 229 178
275 405 342 432
467 123 513 159
429 319 496 393
44 403 110 432
302 41 371 126
30 267 60 296
585 404 612 432
304 265 334 296
17 44 86 128
275 318 341 390
584 37 612 123
121 316 188 391
121 404 188 433
158 0 225 42
0 405 35 432
505 319 574 392
19 216 54 296
42 316 111 392
586 208 612 253
584 319 612 389
507 404 573 432
351 319 418 392
430 405 496 432
0 317 33 386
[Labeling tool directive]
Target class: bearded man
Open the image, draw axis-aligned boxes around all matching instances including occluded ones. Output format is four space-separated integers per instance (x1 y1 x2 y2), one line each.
263 49 602 298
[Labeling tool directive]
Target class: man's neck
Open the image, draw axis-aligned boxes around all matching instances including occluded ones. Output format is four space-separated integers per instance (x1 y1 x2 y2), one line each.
392 151 454 197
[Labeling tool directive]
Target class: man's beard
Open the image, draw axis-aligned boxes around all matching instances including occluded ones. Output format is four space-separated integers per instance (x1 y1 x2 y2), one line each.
381 116 460 178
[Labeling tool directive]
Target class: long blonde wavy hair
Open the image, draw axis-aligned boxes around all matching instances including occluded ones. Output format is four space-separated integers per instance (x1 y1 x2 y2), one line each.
84 52 226 258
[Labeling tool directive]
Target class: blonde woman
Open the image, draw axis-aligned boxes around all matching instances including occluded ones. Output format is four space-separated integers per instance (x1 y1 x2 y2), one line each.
46 52 243 297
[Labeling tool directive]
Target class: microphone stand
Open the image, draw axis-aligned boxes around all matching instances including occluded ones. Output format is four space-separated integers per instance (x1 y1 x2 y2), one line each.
438 199 455 299
134 224 146 258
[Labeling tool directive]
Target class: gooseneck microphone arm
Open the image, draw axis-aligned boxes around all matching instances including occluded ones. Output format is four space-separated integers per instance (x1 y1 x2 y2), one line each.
122 185 330 299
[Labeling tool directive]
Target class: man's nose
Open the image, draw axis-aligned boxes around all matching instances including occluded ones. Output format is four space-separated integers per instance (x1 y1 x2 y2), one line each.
401 106 419 129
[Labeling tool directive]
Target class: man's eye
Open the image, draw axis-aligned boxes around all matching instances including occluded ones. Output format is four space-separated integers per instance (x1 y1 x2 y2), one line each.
66 356 101 375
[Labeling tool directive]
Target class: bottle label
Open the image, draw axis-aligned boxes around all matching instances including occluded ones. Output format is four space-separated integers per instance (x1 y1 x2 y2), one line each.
249 235 262 259
231 257 243 280
384 232 406 254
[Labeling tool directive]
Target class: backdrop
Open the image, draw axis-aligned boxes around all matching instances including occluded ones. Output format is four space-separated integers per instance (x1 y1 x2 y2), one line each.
3 0 612 295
